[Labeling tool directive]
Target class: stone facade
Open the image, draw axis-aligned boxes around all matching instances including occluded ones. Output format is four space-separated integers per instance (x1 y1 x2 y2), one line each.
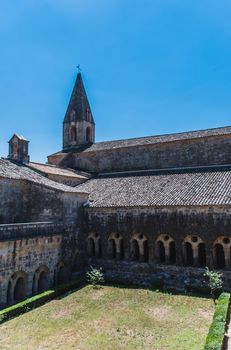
0 157 88 307
82 206 231 292
1 71 231 308
48 133 231 173
0 221 83 306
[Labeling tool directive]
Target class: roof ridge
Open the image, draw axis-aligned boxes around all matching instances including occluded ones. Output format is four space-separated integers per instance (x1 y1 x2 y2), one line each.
94 125 231 146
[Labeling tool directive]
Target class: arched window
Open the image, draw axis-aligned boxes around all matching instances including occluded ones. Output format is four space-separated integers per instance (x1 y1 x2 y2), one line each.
169 241 176 264
87 233 102 258
70 126 77 142
183 235 206 267
86 127 91 142
214 244 225 269
57 264 68 284
108 233 124 260
14 277 26 302
198 243 206 267
37 270 49 293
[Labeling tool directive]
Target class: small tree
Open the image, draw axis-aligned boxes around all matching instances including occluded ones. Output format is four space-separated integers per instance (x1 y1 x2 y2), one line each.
86 266 104 288
204 267 223 303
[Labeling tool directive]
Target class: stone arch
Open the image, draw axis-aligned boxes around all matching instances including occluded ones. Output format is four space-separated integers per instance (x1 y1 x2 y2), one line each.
130 233 148 262
32 265 50 294
183 235 206 267
56 262 69 285
156 234 175 265
7 271 28 304
14 277 25 301
213 236 231 269
87 233 102 258
108 233 124 260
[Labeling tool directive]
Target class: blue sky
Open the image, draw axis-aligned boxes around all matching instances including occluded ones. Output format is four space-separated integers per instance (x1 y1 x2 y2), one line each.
0 0 231 163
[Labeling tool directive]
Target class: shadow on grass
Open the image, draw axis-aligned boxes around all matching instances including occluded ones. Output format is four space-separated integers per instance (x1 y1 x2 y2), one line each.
102 280 213 300
0 276 215 326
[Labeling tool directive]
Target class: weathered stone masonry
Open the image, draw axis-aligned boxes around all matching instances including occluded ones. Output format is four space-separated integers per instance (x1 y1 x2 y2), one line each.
83 206 231 291
1 71 231 307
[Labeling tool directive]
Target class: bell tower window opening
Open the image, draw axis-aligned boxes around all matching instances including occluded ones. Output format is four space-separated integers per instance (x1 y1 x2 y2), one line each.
70 126 77 142
86 127 91 142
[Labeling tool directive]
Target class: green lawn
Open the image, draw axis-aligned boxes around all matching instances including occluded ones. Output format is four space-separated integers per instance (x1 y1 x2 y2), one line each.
0 285 213 350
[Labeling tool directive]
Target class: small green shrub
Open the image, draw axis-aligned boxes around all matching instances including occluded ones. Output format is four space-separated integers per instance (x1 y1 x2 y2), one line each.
86 266 104 288
204 292 230 350
204 267 223 303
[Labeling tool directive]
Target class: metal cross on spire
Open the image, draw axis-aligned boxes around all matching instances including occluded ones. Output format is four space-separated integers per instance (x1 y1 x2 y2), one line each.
76 64 82 73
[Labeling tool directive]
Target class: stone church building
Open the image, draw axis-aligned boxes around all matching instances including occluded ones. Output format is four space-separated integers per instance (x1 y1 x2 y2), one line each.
0 72 231 306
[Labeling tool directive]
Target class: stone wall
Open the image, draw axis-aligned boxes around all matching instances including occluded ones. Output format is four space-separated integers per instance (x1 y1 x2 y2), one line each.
0 179 26 224
47 174 86 186
70 134 231 173
83 206 231 291
0 178 87 225
0 222 81 306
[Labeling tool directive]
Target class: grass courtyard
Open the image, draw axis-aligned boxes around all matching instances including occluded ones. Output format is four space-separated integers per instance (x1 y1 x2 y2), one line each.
0 285 213 350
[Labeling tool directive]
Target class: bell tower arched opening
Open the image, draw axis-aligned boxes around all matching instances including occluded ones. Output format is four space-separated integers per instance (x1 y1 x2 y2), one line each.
86 126 91 142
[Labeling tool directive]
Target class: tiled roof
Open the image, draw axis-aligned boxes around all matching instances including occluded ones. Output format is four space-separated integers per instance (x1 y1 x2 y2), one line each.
28 162 89 179
0 159 88 194
9 134 28 142
76 166 231 207
77 126 231 153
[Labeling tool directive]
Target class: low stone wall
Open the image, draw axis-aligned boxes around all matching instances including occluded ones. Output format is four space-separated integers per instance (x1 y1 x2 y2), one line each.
0 222 64 241
89 259 231 293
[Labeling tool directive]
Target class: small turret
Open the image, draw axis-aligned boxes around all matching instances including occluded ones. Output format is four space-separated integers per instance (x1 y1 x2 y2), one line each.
8 134 30 164
63 72 95 150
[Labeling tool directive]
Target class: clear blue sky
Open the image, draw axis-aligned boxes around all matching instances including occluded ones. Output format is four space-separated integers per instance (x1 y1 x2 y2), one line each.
0 0 231 163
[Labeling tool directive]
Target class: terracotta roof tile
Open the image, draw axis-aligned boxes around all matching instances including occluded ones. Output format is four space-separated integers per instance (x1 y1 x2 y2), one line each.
0 159 88 194
76 166 231 207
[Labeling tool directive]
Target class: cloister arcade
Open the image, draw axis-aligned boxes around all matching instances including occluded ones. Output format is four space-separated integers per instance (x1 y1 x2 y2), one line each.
87 232 231 270
2 261 69 306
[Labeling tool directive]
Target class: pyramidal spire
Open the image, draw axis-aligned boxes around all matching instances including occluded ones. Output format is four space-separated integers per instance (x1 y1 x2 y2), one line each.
64 72 94 124
63 72 95 150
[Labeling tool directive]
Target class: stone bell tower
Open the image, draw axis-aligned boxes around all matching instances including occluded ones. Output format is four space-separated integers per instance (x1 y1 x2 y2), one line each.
63 72 95 151
8 134 30 164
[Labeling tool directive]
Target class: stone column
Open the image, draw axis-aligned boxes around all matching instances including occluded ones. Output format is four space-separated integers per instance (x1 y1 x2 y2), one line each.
193 245 199 267
165 244 170 265
175 240 183 266
224 246 230 269
148 242 155 264
205 243 214 269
